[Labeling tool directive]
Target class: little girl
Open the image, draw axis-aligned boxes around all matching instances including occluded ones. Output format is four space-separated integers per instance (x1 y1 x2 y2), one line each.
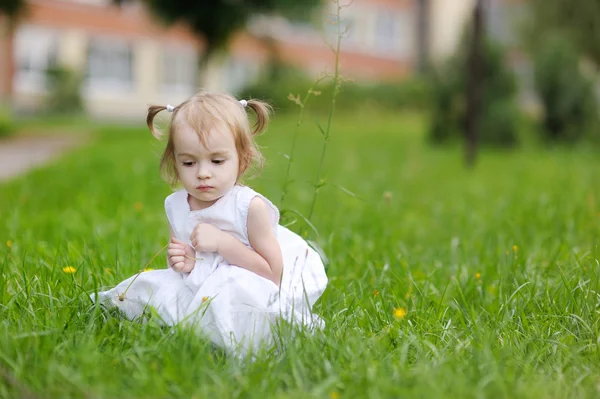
92 91 327 355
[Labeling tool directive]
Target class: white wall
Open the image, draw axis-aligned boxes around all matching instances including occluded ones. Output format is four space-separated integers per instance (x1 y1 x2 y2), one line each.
429 0 475 63
12 24 200 119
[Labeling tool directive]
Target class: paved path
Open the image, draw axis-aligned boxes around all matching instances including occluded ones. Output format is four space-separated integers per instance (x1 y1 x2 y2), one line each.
0 135 85 181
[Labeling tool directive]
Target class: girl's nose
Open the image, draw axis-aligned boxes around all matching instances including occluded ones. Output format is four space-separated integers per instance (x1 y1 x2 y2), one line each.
197 164 211 179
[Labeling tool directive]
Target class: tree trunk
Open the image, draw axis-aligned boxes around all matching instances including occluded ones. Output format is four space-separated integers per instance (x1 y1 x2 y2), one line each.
197 49 227 92
416 0 430 74
262 35 283 81
465 0 485 167
0 15 15 104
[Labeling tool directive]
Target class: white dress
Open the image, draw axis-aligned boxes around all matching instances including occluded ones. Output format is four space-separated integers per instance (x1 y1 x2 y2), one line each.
92 185 328 354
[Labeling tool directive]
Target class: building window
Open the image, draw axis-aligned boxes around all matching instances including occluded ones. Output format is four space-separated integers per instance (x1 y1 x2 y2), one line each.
488 0 527 47
375 10 397 51
162 47 197 94
69 0 111 5
325 13 354 46
15 26 58 92
396 10 414 59
87 38 133 90
223 57 259 94
372 9 414 59
341 15 356 46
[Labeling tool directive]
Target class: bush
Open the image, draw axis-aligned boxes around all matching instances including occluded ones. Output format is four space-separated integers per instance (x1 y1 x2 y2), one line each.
0 107 15 139
239 65 313 111
338 78 431 111
45 66 84 115
428 38 520 147
480 100 520 146
239 63 432 113
533 34 599 144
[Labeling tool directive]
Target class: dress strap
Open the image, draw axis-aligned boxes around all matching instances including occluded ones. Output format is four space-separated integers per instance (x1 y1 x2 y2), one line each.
237 186 280 235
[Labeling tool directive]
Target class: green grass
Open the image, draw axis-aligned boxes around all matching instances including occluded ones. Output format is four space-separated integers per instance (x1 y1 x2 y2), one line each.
1 109 599 398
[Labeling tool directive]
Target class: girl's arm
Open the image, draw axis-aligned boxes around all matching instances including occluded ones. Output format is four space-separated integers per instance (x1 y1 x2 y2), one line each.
215 198 283 285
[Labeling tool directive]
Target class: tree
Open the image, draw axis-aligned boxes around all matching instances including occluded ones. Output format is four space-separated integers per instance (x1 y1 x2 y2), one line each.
428 36 519 151
533 34 598 144
527 0 600 69
114 0 322 88
0 0 25 18
0 0 26 100
525 0 599 144
464 0 485 167
144 0 321 57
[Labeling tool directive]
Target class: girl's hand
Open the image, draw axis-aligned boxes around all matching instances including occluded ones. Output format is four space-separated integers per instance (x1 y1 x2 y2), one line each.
167 237 195 273
190 223 222 253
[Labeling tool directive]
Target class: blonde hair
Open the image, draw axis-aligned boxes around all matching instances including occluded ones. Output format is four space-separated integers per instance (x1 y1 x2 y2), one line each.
147 91 272 185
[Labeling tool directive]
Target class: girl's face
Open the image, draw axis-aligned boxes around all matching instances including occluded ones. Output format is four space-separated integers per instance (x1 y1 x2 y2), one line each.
173 121 239 210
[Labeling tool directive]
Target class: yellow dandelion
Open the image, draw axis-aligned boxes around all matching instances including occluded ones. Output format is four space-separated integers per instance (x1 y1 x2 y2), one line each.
393 307 407 319
105 268 113 274
143 267 154 272
63 266 76 274
134 202 143 211
202 296 209 303
475 272 481 279
6 240 12 248
329 392 340 399
383 191 392 205
513 245 518 252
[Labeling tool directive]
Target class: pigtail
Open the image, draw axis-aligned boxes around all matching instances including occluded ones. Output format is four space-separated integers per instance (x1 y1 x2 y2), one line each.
246 100 272 135
146 104 178 185
146 105 168 139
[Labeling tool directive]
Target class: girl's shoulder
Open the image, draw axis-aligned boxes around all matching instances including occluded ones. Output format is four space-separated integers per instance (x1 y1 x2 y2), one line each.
233 185 280 228
231 184 256 199
164 189 187 210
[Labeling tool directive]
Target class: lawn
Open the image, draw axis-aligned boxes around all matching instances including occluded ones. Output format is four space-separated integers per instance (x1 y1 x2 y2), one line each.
1 109 599 398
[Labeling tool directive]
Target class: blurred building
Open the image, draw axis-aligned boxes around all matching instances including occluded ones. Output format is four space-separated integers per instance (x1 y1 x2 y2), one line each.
0 0 528 118
1 0 201 118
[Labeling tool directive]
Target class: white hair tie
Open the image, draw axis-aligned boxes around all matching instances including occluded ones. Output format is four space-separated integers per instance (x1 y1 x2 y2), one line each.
239 99 248 108
166 104 175 112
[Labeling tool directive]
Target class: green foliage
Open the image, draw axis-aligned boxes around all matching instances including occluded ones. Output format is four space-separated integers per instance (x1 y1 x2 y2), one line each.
1 111 600 397
0 0 25 18
428 39 520 147
240 63 431 113
142 0 322 55
45 66 84 115
526 0 600 68
239 64 313 110
0 105 14 138
533 34 599 144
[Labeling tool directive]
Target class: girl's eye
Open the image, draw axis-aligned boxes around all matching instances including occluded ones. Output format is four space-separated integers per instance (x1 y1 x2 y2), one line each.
182 161 195 167
212 160 225 165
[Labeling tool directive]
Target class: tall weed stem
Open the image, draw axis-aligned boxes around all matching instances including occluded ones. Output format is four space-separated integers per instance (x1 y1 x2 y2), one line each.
308 0 346 221
280 80 326 206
